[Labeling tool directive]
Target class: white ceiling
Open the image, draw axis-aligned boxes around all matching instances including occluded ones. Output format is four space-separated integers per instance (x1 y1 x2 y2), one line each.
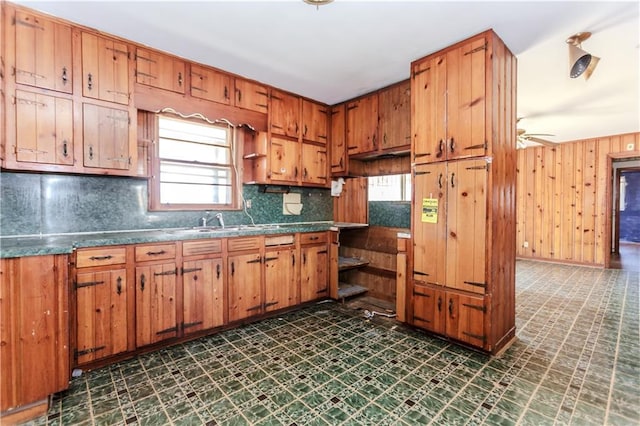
14 0 640 144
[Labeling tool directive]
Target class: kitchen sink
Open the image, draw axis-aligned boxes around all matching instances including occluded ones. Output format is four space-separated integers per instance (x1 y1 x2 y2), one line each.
166 224 281 235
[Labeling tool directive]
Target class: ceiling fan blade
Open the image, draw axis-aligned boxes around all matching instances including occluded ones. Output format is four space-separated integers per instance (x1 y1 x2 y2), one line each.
528 136 558 146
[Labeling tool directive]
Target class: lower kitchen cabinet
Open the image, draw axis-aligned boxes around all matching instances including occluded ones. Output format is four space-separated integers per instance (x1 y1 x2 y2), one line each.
227 251 262 322
135 262 178 347
0 255 69 420
75 269 128 364
264 247 298 312
300 244 329 303
412 284 486 348
182 258 225 334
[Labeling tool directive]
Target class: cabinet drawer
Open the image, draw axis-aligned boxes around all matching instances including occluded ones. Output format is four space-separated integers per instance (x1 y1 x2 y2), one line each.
76 247 126 268
265 234 295 247
135 243 176 262
228 237 261 252
300 232 327 245
183 239 223 257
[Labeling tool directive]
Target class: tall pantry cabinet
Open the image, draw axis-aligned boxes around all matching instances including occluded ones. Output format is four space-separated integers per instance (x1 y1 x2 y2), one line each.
409 29 517 354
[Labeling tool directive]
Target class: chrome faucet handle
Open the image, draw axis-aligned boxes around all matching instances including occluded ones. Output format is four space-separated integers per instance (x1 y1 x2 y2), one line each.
215 213 225 228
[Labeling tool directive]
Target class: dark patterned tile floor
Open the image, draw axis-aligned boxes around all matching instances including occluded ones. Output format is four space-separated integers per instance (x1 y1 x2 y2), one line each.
25 260 639 425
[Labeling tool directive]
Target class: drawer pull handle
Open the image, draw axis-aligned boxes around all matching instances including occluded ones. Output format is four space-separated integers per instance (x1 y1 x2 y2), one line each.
87 73 93 90
140 274 145 291
89 255 113 261
116 276 122 295
146 250 166 256
231 261 235 276
448 298 454 317
437 296 442 312
309 236 319 241
292 254 295 267
216 263 221 279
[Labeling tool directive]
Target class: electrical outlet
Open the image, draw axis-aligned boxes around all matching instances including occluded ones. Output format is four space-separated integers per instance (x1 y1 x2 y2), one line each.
523 241 529 248
245 199 252 209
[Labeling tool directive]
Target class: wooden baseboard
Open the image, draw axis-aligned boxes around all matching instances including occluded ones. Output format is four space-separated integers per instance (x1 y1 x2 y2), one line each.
0 398 49 425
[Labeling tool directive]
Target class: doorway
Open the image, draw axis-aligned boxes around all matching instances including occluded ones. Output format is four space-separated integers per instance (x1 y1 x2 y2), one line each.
609 158 640 271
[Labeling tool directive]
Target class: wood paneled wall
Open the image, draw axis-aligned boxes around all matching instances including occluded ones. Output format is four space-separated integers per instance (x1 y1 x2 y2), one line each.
516 132 639 265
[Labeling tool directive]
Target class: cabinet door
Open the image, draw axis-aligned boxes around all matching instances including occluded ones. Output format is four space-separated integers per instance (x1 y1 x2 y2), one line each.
182 258 224 334
227 253 262 322
83 103 130 170
413 162 447 286
0 256 69 412
379 82 411 151
81 32 130 105
446 292 486 348
445 159 487 293
411 284 445 335
234 78 268 114
411 55 446 163
269 136 300 184
264 248 297 312
330 104 347 174
300 245 328 302
346 95 378 155
270 89 300 138
135 48 185 94
15 90 73 165
135 263 178 347
302 99 328 145
190 64 232 105
301 143 328 186
76 269 128 365
14 10 72 93
446 37 487 159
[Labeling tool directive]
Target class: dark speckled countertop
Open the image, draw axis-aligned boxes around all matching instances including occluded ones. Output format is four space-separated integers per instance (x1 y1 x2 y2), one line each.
0 222 336 258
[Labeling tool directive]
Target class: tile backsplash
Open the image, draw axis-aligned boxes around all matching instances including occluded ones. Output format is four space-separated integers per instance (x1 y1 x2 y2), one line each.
0 172 332 236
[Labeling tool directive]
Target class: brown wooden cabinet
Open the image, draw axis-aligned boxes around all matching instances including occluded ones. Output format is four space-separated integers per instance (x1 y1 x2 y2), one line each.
181 239 226 334
227 247 263 323
264 246 298 312
83 103 131 170
300 232 329 302
409 30 517 354
270 89 300 138
73 246 130 366
412 36 488 163
135 47 185 94
269 136 300 184
14 89 74 166
81 32 130 105
378 81 411 152
234 78 268 114
135 243 179 347
330 104 347 175
13 9 72 93
0 255 69 417
302 99 328 145
301 143 328 186
190 64 232 105
346 94 378 155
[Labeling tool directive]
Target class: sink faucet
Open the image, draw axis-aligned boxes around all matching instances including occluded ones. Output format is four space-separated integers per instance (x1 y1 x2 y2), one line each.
215 213 225 229
200 211 213 227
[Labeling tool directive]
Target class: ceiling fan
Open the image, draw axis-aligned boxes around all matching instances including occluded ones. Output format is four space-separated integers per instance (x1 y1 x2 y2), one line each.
517 128 558 149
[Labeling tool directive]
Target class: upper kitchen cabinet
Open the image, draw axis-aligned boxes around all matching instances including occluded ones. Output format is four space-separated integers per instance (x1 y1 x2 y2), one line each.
13 89 74 166
330 104 347 175
81 32 130 105
378 81 411 152
346 94 378 156
270 89 300 138
83 103 132 170
13 9 72 93
412 34 489 163
234 78 268 114
135 47 186 94
302 99 329 145
190 64 232 105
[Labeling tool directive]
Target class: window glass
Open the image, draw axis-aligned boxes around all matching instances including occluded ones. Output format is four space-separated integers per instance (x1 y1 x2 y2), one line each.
368 174 411 201
152 115 236 209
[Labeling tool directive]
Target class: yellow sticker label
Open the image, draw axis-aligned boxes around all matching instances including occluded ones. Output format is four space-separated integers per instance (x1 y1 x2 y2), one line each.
422 198 438 223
